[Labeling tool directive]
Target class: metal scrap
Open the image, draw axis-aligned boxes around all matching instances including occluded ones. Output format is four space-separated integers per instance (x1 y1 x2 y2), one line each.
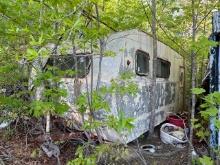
41 141 60 165
141 144 156 153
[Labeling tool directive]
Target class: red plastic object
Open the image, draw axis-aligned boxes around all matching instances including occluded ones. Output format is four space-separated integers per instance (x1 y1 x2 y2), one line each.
167 115 186 128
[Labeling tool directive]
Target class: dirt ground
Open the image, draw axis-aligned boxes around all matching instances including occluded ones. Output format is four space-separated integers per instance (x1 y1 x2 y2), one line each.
0 130 78 165
0 121 199 165
128 131 189 165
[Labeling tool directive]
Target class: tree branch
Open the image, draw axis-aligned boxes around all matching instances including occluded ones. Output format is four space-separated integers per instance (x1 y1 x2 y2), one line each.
82 10 117 32
140 0 189 56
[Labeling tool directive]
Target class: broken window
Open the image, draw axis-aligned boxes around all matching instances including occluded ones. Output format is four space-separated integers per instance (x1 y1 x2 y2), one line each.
46 54 91 78
135 50 150 76
156 58 170 79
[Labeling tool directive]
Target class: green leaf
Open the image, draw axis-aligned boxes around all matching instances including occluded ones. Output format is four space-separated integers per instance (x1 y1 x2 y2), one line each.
198 156 214 165
106 111 134 134
75 94 88 113
215 120 220 129
200 107 218 118
191 88 205 95
196 129 209 140
54 103 69 115
104 50 116 57
83 120 103 130
119 71 134 80
26 48 38 61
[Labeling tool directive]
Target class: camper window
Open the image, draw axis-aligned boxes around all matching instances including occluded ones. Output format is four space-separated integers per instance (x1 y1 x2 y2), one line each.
47 54 91 78
156 58 170 79
135 50 150 76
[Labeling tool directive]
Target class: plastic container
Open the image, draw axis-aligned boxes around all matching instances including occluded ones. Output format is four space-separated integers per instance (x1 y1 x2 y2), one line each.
167 115 186 128
0 121 10 129
160 123 187 144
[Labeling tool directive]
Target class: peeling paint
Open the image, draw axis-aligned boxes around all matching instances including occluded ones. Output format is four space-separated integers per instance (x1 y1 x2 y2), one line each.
31 29 184 143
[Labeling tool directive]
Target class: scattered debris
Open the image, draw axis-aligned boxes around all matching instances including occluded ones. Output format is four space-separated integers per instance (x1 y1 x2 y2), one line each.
0 158 5 165
0 122 190 165
41 141 60 165
194 141 209 156
196 145 208 156
141 144 156 153
0 122 10 129
160 123 187 147
41 141 60 158
0 145 13 163
167 113 187 128
35 132 86 143
174 143 187 149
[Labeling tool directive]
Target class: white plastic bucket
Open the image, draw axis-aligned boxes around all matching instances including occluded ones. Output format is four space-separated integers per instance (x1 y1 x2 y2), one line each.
160 123 187 144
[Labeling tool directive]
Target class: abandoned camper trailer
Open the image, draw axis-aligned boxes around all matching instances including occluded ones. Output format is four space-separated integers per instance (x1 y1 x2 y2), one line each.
30 29 184 143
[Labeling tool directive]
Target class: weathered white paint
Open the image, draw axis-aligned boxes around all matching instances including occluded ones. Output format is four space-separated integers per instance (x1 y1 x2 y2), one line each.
31 29 184 143
213 11 220 33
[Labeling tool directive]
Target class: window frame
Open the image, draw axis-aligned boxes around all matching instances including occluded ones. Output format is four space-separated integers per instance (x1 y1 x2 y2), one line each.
156 58 171 79
135 49 150 76
46 54 91 78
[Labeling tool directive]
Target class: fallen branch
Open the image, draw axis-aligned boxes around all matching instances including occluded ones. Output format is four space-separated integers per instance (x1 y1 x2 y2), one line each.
0 146 13 162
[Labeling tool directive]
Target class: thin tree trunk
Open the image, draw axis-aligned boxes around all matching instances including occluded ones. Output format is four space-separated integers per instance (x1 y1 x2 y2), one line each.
182 57 186 112
199 19 207 85
95 4 104 90
81 4 104 144
46 111 50 134
199 54 205 84
94 3 104 143
188 0 196 163
45 22 59 135
92 56 103 144
149 0 157 134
